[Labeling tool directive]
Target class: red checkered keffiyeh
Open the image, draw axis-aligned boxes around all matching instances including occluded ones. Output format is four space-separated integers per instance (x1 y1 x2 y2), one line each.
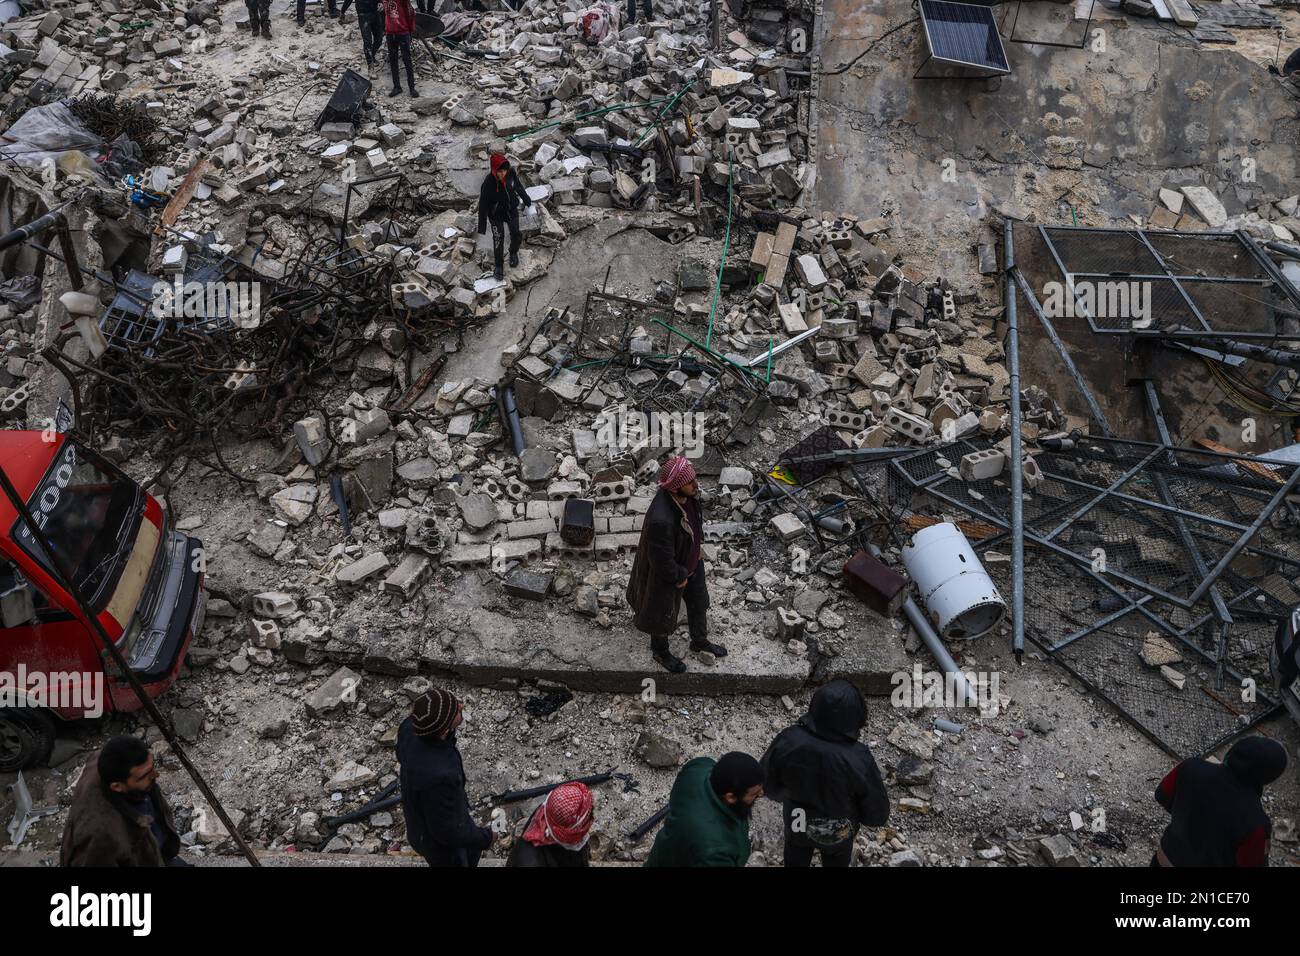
522 782 595 849
657 456 696 492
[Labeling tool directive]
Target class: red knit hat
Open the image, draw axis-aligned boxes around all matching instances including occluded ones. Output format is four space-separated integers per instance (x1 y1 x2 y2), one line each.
657 455 696 492
522 782 595 849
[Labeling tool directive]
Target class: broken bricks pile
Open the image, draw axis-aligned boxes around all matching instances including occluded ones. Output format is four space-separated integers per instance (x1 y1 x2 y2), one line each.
0 0 222 122
1146 183 1300 243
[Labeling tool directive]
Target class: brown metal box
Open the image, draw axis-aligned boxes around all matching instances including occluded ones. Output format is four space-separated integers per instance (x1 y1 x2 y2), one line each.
843 549 908 617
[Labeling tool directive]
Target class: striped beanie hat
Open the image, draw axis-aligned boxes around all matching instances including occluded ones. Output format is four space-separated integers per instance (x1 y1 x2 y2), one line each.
412 688 459 740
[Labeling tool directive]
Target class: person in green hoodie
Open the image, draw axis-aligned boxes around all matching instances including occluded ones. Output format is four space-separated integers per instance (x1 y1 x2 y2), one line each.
644 752 763 867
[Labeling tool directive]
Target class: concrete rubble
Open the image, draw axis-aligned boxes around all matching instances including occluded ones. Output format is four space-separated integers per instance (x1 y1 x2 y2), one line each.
1 0 1297 871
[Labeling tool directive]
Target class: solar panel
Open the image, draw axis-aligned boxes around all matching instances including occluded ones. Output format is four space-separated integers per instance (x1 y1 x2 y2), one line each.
918 0 1011 76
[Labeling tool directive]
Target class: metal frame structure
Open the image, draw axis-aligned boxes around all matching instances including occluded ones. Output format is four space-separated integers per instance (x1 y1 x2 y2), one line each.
1000 0 1096 49
1033 224 1300 341
858 434 1296 757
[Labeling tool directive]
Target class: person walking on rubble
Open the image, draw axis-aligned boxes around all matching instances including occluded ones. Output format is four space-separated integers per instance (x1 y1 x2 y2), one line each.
398 687 497 867
626 455 727 674
644 752 763 867
245 0 273 37
381 0 419 97
627 0 652 25
1151 735 1287 867
297 0 340 26
760 679 889 867
338 0 385 67
61 735 189 867
506 782 595 867
476 153 533 281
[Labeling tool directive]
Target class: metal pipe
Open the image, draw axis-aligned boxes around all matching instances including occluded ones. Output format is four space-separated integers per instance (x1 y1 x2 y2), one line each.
1173 335 1300 371
1005 219 1025 665
628 804 669 842
0 205 68 253
1186 461 1300 607
743 326 819 366
499 385 526 457
1010 265 1114 437
866 543 981 708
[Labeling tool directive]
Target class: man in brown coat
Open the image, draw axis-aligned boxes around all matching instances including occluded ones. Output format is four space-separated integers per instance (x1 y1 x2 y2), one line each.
61 735 185 867
626 456 727 673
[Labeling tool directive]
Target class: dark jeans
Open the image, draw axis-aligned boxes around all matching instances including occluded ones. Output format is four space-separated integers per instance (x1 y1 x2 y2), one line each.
627 0 652 21
343 1 384 60
245 0 269 26
651 562 708 654
298 0 338 21
489 213 521 273
784 838 853 868
387 33 415 90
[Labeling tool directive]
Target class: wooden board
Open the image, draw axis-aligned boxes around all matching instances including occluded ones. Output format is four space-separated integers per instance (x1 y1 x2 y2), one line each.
154 155 212 236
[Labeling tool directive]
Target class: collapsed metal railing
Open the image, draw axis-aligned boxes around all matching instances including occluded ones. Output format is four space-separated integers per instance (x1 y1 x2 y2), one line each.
857 435 1299 758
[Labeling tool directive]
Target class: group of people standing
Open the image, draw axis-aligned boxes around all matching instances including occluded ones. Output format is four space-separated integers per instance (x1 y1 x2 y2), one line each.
394 679 891 867
242 0 423 98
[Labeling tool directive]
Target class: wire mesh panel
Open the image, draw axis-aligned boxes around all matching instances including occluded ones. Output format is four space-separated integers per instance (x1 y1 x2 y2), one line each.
1035 226 1300 339
872 435 1294 757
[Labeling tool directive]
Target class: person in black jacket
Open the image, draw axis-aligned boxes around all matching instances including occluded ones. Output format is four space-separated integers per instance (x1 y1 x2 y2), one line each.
760 679 889 867
1152 735 1287 867
506 782 595 867
476 153 533 281
625 456 727 674
397 688 496 867
337 0 384 65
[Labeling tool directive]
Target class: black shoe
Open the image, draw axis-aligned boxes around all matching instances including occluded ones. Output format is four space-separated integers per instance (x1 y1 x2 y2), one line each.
389 86 402 97
262 24 272 38
654 652 687 674
408 86 419 97
493 266 504 280
509 252 519 268
296 17 306 26
690 640 728 657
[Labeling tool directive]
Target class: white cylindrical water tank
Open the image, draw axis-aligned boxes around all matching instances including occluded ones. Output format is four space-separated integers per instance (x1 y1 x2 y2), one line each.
901 522 1005 641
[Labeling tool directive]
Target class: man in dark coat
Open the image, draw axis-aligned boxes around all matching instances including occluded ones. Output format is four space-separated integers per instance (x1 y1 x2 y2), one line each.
476 154 533 281
760 679 889 867
397 687 496 867
61 735 185 867
645 752 763 867
1152 735 1287 866
627 456 727 673
338 0 384 65
506 781 594 867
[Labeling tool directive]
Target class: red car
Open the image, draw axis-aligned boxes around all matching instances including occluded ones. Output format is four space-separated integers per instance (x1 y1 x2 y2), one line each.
0 431 204 771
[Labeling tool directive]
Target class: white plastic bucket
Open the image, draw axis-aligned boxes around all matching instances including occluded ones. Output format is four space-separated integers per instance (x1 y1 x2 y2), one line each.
901 522 1005 641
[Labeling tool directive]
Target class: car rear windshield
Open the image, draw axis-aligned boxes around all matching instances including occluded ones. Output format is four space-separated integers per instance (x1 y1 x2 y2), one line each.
12 439 141 611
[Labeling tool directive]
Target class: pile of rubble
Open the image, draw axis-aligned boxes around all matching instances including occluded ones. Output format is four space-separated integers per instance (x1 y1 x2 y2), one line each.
0 1 222 123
